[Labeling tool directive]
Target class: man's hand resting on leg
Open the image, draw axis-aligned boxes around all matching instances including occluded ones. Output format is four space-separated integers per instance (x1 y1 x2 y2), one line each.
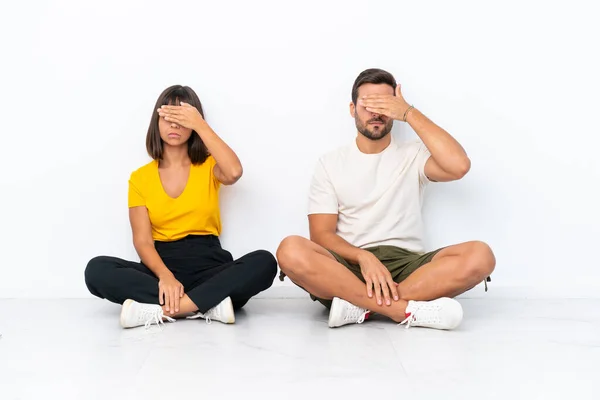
357 252 399 306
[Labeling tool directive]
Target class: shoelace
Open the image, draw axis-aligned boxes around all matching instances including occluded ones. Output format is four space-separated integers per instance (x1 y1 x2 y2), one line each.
399 303 441 329
204 305 223 325
186 309 216 324
400 312 416 329
345 304 368 324
142 307 175 329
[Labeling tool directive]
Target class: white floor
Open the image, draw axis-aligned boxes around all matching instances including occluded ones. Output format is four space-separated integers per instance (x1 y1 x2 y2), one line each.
0 297 598 400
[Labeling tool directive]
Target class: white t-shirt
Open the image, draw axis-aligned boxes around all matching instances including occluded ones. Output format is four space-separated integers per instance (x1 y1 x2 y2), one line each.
308 135 432 253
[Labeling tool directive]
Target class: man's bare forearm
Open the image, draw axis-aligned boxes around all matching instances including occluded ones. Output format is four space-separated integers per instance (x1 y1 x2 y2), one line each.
407 108 470 175
311 231 369 264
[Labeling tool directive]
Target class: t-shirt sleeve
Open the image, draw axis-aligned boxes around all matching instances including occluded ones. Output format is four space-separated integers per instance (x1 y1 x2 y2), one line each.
128 172 146 208
308 158 338 215
416 142 432 185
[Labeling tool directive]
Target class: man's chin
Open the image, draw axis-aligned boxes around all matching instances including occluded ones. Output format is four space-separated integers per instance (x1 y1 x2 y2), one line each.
361 130 389 141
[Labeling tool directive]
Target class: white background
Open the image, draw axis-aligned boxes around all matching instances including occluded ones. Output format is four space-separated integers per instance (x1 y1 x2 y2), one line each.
1 0 598 298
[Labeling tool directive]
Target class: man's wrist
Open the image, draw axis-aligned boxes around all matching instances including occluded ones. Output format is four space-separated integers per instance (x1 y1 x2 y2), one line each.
356 249 374 264
403 105 416 122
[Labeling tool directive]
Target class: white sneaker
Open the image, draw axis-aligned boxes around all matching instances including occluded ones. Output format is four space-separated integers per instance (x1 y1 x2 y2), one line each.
120 299 175 329
186 297 235 324
328 297 370 328
400 297 463 330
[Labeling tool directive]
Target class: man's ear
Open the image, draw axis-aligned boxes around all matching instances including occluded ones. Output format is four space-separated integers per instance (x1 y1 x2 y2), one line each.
349 101 356 118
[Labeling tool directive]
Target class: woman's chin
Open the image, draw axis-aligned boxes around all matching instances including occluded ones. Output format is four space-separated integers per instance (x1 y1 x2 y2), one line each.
162 138 188 147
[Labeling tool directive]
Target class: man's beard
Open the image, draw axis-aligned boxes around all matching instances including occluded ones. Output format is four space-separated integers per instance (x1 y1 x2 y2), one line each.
356 116 393 141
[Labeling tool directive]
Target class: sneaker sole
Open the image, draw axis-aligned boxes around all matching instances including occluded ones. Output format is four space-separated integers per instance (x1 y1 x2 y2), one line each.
221 297 235 324
328 297 342 328
120 299 134 328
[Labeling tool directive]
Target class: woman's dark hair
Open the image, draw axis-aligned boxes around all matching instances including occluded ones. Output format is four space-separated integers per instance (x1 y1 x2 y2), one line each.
351 68 397 105
146 85 209 165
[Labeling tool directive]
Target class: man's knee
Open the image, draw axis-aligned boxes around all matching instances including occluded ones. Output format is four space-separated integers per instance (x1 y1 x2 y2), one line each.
462 241 496 279
276 235 313 276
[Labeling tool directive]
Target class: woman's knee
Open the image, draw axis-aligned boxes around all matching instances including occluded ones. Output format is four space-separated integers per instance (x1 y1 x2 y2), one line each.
84 256 112 288
248 249 278 276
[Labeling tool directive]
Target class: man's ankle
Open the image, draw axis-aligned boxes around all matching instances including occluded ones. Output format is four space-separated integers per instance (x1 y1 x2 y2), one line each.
382 300 408 322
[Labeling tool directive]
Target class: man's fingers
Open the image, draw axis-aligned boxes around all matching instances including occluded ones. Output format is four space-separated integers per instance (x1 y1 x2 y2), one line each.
180 285 184 298
380 278 391 306
365 279 373 298
360 98 390 106
363 104 388 110
158 287 164 306
373 275 383 306
360 100 390 110
365 107 389 115
388 277 400 301
361 94 394 100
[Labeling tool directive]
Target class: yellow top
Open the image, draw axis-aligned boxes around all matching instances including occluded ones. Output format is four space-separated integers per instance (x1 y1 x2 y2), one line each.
128 156 221 242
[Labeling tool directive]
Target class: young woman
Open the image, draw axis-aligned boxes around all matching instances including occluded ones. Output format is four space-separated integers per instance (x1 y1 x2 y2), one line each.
85 85 277 329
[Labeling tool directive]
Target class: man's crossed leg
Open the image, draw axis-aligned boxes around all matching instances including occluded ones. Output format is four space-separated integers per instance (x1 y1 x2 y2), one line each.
277 236 495 330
